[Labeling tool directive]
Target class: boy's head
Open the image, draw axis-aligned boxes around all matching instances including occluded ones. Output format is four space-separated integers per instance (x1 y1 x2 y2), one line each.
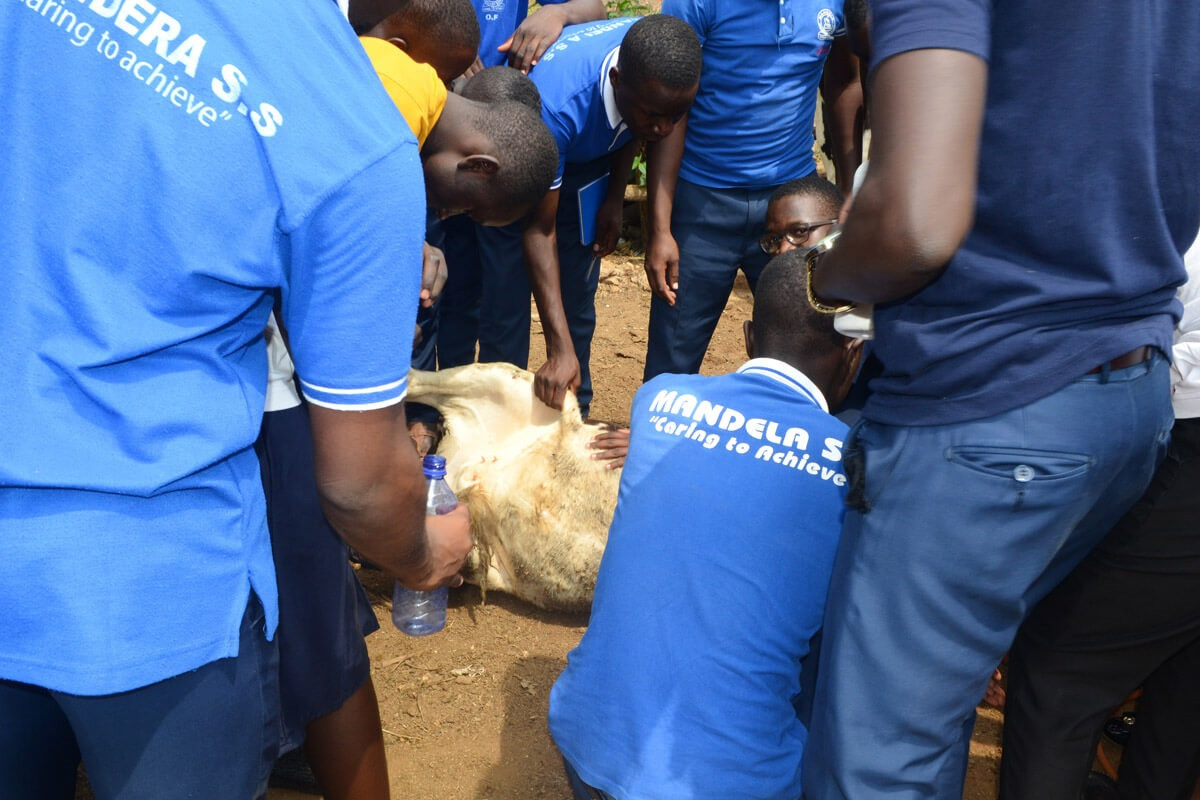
423 100 557 227
611 15 701 142
760 175 844 256
355 0 480 83
460 66 542 113
744 249 863 409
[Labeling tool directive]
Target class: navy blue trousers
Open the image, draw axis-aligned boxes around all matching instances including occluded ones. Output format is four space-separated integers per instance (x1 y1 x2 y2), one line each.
1001 415 1200 800
0 596 279 800
803 355 1173 799
643 176 778 381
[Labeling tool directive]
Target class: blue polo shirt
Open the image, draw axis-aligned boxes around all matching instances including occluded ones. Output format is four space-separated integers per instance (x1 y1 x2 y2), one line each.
0 0 423 695
550 359 848 800
529 17 638 190
473 0 570 68
663 0 841 190
862 0 1200 426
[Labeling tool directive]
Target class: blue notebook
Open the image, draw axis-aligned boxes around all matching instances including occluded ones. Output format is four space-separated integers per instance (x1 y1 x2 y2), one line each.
577 173 610 246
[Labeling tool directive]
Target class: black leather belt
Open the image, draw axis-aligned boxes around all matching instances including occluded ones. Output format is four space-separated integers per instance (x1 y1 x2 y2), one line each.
1085 346 1153 374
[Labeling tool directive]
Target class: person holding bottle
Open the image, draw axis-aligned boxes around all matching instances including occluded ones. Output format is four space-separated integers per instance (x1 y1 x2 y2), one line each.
392 455 460 637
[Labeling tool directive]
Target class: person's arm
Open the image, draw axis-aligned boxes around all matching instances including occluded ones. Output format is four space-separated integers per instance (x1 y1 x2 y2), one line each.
284 141 470 591
821 34 865 197
811 48 986 306
499 0 607 73
308 402 471 591
642 114 688 305
592 139 639 259
523 188 582 409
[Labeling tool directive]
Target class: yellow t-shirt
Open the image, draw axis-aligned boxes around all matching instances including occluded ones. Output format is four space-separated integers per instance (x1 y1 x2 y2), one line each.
359 37 447 148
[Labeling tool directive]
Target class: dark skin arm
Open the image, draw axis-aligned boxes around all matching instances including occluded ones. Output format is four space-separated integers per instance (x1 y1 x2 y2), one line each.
642 113 688 305
592 139 640 258
812 48 987 305
523 187 582 409
499 0 607 73
308 402 471 590
821 34 865 197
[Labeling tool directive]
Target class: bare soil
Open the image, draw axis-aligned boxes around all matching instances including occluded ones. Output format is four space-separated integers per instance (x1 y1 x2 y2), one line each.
278 253 1005 800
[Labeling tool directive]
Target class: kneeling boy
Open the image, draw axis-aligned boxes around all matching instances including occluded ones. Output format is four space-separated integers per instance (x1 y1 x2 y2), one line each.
549 249 863 800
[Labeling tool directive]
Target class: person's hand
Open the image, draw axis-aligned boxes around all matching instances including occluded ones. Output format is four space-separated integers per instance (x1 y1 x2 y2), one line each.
644 230 680 305
407 504 472 590
534 349 581 410
498 6 567 73
591 198 623 259
460 55 484 81
420 241 448 308
588 425 630 469
981 667 1006 709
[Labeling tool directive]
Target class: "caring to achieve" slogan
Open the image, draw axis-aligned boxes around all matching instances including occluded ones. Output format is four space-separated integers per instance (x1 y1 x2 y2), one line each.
18 0 284 135
644 388 847 485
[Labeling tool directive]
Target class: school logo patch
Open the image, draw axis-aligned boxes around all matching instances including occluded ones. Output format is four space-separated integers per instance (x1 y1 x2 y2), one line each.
816 8 838 40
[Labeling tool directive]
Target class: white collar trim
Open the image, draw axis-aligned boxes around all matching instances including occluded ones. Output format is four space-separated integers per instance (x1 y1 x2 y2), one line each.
736 358 829 413
600 46 622 129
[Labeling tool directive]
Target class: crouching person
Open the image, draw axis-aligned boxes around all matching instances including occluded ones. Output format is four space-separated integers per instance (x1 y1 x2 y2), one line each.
548 249 863 800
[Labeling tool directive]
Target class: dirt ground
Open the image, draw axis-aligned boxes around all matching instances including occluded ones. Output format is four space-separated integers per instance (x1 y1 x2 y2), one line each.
274 251 1006 800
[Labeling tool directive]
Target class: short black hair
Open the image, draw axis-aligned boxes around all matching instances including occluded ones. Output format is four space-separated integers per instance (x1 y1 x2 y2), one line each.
475 101 558 218
617 14 701 92
752 249 845 359
769 174 844 219
352 0 480 53
461 67 542 113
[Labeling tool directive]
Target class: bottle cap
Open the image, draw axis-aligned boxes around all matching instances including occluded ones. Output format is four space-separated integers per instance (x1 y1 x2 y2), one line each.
422 454 447 478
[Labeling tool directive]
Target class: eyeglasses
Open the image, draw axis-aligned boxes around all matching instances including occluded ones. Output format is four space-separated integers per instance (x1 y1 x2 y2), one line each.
759 220 839 254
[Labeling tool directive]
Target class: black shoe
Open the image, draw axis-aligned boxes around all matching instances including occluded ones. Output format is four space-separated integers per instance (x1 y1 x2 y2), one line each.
269 747 322 795
1081 770 1119 800
1103 711 1136 746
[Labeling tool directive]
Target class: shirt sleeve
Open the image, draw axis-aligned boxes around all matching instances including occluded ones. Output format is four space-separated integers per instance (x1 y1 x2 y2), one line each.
870 0 991 72
281 142 425 411
543 108 572 191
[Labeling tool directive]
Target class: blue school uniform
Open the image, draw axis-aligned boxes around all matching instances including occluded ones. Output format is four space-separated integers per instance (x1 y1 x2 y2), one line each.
531 16 638 189
0 0 423 697
550 359 848 800
644 0 842 382
469 17 640 416
665 0 841 191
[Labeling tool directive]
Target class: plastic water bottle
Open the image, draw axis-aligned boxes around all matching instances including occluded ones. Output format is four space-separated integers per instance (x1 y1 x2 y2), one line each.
392 455 456 636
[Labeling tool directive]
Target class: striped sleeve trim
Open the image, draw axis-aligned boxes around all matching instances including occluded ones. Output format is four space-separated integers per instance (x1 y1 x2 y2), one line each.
299 375 409 411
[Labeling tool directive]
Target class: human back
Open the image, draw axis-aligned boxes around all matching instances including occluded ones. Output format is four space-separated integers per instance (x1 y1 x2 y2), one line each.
549 251 859 799
0 0 424 694
550 367 848 799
